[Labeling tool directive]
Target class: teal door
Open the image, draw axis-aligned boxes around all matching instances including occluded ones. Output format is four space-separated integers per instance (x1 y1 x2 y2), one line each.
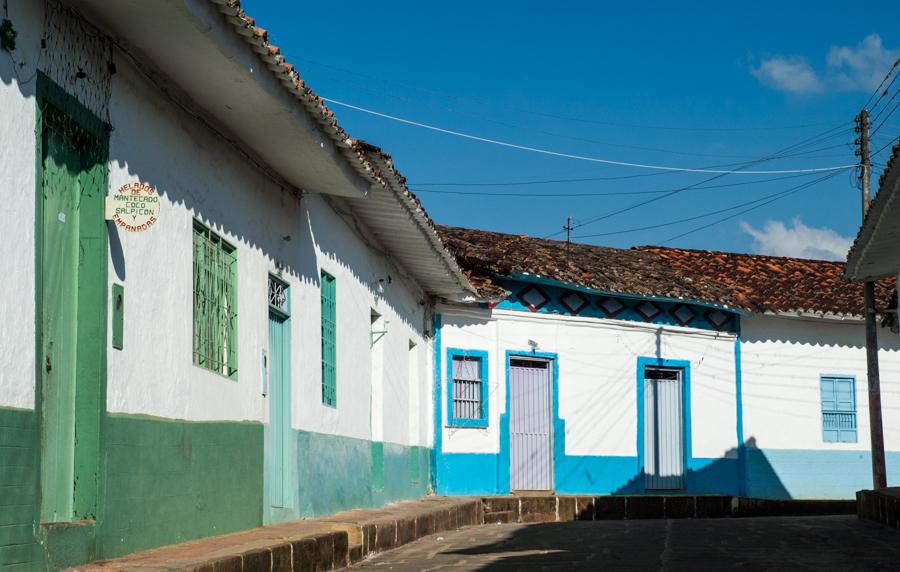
266 276 293 522
38 90 107 523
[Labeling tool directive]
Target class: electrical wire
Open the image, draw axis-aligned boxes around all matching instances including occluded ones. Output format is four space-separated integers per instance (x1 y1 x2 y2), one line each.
870 82 900 128
322 97 856 174
541 123 855 238
291 55 837 132
871 134 900 157
310 71 853 161
660 171 842 245
573 172 842 238
306 72 784 161
411 141 853 188
871 98 900 139
410 172 818 198
863 56 900 111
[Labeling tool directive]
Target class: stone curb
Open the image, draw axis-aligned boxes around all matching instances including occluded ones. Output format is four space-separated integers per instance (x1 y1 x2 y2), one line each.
482 495 856 523
70 497 483 572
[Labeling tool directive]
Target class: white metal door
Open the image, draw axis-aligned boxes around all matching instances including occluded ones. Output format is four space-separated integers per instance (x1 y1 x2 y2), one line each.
509 358 553 491
644 367 684 490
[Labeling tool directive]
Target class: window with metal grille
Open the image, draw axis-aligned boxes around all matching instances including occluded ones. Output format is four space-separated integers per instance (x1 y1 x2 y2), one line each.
321 271 337 407
192 221 237 377
821 375 857 443
447 350 488 427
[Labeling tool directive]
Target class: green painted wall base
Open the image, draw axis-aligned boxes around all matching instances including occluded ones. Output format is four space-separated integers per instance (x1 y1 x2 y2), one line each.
0 407 41 570
296 429 431 518
0 407 264 570
0 405 431 569
98 414 264 559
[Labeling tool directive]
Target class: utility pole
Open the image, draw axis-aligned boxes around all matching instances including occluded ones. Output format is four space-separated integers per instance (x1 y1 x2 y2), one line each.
563 216 574 262
857 108 887 489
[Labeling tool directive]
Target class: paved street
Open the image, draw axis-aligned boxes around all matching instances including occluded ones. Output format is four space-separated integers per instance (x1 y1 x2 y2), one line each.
350 516 900 571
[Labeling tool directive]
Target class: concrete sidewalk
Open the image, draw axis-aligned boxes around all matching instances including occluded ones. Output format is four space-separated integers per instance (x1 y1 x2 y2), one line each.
72 497 482 572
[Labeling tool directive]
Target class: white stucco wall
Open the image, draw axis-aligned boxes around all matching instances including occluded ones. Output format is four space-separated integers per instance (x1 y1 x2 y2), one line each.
0 0 42 410
438 305 740 460
0 0 433 449
740 313 900 453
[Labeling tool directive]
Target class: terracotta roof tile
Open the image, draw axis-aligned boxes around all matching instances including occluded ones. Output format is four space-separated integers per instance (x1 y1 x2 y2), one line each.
437 226 743 310
436 226 895 317
636 246 894 317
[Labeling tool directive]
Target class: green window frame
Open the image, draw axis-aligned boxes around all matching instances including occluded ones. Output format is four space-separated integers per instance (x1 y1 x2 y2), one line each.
193 221 238 378
321 270 337 406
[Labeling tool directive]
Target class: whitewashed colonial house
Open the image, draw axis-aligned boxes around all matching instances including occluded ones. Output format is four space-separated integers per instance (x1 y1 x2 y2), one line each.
0 0 473 567
433 226 900 500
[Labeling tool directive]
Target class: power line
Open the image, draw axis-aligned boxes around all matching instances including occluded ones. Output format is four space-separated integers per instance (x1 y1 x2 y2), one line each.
574 172 842 239
871 134 900 157
324 97 856 174
410 140 853 188
870 83 900 129
291 55 838 132
410 172 818 198
541 123 854 237
303 71 784 161
863 56 900 111
659 171 842 245
412 157 771 187
871 98 900 139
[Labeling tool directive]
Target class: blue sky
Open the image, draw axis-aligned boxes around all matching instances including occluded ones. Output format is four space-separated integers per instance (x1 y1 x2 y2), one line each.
243 1 900 259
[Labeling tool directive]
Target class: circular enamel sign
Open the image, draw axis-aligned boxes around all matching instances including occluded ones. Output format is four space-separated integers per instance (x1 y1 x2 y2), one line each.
106 182 160 232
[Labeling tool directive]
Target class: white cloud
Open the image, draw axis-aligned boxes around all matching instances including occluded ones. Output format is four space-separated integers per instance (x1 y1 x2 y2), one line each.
751 34 899 94
827 34 900 91
739 217 852 261
751 56 823 94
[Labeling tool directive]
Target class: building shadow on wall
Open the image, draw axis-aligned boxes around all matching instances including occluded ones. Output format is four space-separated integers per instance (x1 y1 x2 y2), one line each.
440 442 792 570
593 438 791 499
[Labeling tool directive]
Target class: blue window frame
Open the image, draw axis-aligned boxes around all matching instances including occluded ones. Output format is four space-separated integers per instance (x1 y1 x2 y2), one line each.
446 349 489 427
820 375 857 443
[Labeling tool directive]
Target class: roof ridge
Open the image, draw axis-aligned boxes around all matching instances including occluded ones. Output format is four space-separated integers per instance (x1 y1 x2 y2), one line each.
636 245 847 266
439 225 846 266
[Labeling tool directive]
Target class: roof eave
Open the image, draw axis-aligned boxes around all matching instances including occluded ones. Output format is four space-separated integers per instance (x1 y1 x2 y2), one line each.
845 144 900 282
505 272 751 315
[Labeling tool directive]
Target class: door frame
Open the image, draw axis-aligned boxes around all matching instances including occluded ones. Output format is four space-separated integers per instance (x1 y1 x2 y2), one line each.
34 72 110 523
501 350 559 494
636 357 692 493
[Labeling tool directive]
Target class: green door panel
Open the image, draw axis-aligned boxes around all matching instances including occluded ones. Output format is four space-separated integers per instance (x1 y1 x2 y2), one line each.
40 126 81 523
267 302 293 523
37 92 108 524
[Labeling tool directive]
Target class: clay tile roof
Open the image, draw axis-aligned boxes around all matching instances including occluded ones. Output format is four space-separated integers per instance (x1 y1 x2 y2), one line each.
437 226 744 310
437 226 895 317
636 246 895 317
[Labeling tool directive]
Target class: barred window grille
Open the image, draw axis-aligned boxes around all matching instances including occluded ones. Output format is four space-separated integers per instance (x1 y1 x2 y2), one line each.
452 355 484 421
268 275 287 313
821 376 857 443
321 271 337 407
193 222 237 377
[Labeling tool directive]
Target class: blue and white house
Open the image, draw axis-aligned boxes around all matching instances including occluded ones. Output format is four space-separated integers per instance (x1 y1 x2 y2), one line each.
432 226 900 499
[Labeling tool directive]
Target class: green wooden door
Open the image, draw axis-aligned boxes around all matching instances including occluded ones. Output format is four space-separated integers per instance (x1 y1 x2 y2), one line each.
38 93 107 523
40 124 81 523
266 276 292 521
